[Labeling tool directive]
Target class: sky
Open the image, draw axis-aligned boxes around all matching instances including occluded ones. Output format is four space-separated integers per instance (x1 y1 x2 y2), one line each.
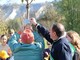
0 0 53 5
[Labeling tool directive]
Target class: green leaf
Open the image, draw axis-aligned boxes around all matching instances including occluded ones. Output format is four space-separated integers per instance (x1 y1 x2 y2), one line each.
21 0 24 3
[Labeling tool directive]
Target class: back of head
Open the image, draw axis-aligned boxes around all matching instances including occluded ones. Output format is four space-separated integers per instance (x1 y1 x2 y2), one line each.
21 29 34 44
67 31 80 51
24 24 33 31
9 29 15 35
52 23 65 37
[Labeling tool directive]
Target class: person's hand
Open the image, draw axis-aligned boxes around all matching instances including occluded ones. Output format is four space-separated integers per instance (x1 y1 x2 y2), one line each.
30 18 37 26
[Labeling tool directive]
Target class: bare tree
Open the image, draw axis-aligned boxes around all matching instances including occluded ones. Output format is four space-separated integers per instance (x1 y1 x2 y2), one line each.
22 0 35 19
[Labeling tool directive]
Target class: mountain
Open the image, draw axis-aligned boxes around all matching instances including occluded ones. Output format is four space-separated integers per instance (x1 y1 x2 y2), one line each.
0 3 43 20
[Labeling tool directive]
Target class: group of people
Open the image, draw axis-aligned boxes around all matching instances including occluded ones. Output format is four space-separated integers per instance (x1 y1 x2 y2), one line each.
0 18 80 60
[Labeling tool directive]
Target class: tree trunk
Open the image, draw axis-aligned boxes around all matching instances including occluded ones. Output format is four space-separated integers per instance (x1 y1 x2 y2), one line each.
26 0 30 19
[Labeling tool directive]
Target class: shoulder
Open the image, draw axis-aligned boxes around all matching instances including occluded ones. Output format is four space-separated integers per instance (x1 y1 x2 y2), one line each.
59 37 70 46
54 37 69 45
33 31 41 36
0 44 2 49
6 44 10 47
0 44 2 46
20 43 42 51
34 42 42 47
54 38 71 51
4 44 11 50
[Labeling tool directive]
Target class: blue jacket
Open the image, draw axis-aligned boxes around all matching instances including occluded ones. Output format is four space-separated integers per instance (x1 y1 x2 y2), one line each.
36 24 72 60
8 32 44 60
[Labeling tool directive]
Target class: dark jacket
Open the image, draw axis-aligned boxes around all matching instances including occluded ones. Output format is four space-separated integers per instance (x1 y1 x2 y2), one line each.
37 24 72 60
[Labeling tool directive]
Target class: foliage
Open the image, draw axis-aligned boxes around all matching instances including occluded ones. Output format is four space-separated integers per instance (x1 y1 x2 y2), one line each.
54 0 80 33
38 2 63 29
6 19 22 32
0 18 22 35
0 9 5 20
39 3 57 21
21 0 24 3
0 21 8 35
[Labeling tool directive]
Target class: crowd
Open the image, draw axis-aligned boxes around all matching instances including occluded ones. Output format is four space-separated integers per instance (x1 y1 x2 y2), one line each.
0 18 80 60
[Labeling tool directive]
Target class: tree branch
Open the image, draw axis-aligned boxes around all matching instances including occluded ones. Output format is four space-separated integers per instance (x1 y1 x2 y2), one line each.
28 0 34 5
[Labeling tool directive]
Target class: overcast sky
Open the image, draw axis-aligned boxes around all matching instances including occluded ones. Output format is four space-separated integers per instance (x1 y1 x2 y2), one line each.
0 0 53 5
